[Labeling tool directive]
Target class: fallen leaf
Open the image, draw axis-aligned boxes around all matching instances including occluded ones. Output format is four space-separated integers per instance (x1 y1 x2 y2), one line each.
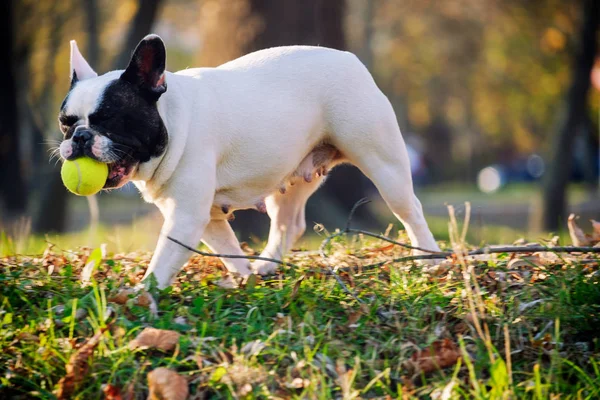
531 333 554 350
16 332 40 343
147 367 189 400
81 245 106 285
107 289 136 304
507 257 540 269
283 275 305 308
129 327 180 352
365 244 395 253
102 384 123 400
108 289 158 317
56 327 107 399
215 275 239 289
285 377 309 389
568 214 590 246
135 291 159 317
42 244 67 274
346 311 362 327
408 339 461 374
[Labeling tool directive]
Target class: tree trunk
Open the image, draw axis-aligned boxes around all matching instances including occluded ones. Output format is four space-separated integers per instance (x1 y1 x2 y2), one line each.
0 0 27 224
541 0 599 231
244 0 346 52
84 0 100 67
113 0 163 69
34 2 92 233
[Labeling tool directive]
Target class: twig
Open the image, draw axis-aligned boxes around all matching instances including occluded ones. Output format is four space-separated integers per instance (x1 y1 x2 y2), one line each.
333 245 600 273
166 236 302 269
345 198 371 232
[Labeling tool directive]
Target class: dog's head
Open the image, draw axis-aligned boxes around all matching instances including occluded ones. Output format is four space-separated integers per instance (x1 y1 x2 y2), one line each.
58 34 169 189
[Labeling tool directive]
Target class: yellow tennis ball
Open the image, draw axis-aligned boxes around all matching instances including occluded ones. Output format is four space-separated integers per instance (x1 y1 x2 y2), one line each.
61 157 109 196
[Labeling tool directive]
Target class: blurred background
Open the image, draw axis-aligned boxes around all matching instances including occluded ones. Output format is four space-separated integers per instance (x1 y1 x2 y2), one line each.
0 0 599 253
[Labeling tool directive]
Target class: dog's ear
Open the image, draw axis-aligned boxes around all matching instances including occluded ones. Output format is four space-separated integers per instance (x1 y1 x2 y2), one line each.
120 34 167 101
70 40 98 84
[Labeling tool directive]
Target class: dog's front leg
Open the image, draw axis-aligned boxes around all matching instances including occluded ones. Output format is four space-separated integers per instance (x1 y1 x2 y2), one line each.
143 188 214 288
143 209 210 288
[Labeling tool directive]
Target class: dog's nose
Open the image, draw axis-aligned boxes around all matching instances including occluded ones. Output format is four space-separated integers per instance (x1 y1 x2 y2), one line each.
72 129 92 145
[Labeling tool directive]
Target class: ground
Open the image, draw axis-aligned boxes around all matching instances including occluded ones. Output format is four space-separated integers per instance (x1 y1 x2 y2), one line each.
1 222 599 399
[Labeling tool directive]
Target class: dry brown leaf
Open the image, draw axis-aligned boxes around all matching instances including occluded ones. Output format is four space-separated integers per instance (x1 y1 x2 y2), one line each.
215 275 240 289
282 275 305 308
531 333 554 350
108 289 158 317
507 257 539 269
56 327 107 399
568 214 591 246
453 322 470 335
107 289 136 304
16 332 40 343
135 292 152 307
42 244 67 275
129 327 180 352
102 384 123 400
346 311 362 327
365 244 395 253
408 339 461 374
147 368 189 400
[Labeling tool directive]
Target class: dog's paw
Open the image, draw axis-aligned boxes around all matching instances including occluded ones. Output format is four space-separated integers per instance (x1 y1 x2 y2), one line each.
251 260 279 275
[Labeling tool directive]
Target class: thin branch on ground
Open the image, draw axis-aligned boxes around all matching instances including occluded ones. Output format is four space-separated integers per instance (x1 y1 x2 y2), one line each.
166 236 302 269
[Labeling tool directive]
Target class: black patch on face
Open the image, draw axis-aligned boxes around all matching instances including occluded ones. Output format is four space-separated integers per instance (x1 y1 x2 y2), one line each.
87 79 168 163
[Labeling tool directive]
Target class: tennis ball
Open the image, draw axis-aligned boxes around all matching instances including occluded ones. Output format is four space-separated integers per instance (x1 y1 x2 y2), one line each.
61 157 109 196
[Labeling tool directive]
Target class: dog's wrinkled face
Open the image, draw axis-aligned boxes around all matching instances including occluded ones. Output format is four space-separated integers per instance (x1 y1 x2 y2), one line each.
59 35 168 189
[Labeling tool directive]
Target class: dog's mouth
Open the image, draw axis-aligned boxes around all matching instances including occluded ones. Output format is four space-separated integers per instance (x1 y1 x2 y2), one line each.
104 158 137 189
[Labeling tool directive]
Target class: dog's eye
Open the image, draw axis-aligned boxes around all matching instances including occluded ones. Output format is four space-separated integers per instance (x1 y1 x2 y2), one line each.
58 115 79 133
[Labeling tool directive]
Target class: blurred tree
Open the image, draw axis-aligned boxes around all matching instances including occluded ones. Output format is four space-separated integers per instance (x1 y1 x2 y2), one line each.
541 0 599 231
84 0 100 66
0 0 28 224
33 2 76 233
371 0 583 182
113 0 164 69
244 0 345 52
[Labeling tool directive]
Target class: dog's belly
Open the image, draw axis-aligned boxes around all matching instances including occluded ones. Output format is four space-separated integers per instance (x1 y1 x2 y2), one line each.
211 143 343 218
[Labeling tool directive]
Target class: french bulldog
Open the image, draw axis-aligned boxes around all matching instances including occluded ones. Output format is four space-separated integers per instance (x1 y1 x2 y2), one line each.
58 34 441 288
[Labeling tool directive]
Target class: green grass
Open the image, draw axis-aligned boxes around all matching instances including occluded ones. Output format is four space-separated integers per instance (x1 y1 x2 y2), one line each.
1 223 599 399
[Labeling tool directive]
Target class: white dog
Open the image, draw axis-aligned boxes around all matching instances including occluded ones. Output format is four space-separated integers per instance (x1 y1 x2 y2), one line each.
58 34 440 288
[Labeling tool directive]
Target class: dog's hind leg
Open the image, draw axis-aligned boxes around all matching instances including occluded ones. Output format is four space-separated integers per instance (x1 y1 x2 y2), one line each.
331 105 440 257
202 219 253 277
355 158 439 256
252 177 324 275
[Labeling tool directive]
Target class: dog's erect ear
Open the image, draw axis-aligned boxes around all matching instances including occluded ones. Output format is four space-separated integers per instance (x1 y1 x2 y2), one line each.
70 40 98 84
120 34 167 100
